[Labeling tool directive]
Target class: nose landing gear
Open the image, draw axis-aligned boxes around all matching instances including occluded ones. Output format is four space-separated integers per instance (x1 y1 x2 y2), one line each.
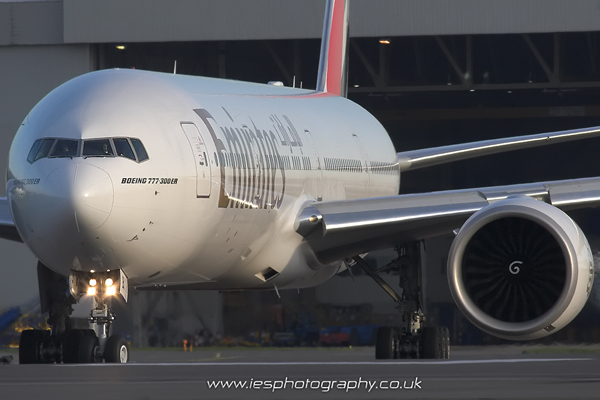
19 262 129 364
88 292 129 363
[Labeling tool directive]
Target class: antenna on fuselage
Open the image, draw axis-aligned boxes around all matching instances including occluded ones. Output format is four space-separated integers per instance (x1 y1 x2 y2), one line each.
274 284 281 299
173 60 177 75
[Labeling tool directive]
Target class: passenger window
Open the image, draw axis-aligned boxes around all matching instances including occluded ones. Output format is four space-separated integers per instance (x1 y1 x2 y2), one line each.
83 139 114 156
27 139 43 163
130 138 149 162
34 139 55 161
51 139 79 157
113 138 136 160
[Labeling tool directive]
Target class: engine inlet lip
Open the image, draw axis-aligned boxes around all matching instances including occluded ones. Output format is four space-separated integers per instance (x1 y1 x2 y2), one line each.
448 200 577 338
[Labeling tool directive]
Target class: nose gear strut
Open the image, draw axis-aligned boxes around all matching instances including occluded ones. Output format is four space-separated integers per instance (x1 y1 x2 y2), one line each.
19 262 129 364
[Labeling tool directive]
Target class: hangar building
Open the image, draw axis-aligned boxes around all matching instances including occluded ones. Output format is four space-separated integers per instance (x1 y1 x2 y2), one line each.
2 0 600 346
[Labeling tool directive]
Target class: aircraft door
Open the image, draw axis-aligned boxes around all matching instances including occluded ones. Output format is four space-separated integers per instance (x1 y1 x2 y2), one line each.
181 122 212 197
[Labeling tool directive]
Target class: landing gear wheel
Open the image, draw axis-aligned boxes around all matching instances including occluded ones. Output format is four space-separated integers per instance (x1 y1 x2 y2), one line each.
375 327 397 359
62 329 96 363
78 334 99 364
442 327 450 359
62 330 81 364
420 326 450 359
104 334 129 363
19 330 48 364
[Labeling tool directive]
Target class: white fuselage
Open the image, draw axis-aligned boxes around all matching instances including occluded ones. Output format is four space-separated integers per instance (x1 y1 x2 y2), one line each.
7 69 399 290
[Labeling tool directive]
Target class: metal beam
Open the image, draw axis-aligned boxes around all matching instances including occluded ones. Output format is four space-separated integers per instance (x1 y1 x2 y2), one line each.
554 33 560 80
466 36 473 85
435 36 470 87
523 34 558 84
351 40 384 88
379 41 388 87
349 81 600 93
263 41 292 86
372 105 600 121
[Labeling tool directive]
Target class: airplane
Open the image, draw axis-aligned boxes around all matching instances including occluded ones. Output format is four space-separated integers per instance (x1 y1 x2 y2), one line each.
2 0 600 363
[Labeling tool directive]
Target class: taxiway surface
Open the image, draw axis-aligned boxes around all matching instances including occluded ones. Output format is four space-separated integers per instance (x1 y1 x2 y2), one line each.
1 346 599 399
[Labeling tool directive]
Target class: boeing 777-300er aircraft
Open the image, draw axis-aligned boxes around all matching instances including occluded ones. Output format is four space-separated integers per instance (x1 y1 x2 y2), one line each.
2 0 600 363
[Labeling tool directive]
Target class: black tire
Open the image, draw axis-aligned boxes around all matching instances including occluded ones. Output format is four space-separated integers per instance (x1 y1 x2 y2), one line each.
78 334 99 364
104 334 130 363
19 330 47 364
441 327 450 359
420 326 450 359
62 329 84 363
62 329 96 363
375 327 397 359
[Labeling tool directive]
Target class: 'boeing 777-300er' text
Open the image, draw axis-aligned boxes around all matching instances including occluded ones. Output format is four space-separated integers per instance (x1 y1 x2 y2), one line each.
2 0 600 363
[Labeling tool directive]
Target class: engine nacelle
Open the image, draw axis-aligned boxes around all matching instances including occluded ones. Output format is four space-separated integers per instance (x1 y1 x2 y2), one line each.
448 196 594 340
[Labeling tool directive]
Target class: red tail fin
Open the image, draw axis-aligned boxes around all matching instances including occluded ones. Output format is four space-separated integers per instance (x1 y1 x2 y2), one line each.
316 0 349 97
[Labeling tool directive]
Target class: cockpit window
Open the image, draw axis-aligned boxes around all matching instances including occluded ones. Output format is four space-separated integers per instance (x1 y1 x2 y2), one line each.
83 139 114 157
27 139 43 163
113 138 136 161
34 139 55 161
130 138 149 162
50 139 78 157
27 137 148 163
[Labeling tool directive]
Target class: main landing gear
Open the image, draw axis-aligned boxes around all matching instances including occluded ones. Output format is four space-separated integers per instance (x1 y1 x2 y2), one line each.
19 262 130 364
351 242 450 360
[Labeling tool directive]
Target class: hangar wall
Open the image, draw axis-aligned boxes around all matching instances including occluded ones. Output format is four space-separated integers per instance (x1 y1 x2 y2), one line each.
0 44 94 197
62 0 600 43
0 44 93 307
0 0 62 46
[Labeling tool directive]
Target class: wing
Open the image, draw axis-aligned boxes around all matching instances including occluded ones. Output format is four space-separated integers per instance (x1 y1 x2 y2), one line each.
0 198 22 243
397 126 600 172
295 177 600 263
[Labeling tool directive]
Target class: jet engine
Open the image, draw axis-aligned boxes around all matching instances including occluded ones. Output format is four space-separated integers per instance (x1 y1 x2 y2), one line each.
448 196 594 340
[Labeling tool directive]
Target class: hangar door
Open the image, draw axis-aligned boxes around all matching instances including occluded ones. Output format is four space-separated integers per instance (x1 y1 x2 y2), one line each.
181 122 212 197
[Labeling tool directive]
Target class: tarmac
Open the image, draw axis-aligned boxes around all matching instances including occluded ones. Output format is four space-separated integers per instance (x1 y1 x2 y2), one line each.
0 344 599 399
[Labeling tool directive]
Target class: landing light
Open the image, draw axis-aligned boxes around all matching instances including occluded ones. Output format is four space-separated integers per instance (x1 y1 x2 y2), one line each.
106 286 117 296
116 45 127 50
379 39 390 45
89 279 97 287
105 278 114 287
87 287 96 296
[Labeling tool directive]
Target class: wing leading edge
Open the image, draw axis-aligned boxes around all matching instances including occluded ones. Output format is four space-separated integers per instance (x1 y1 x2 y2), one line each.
0 198 21 243
397 126 600 172
295 177 600 264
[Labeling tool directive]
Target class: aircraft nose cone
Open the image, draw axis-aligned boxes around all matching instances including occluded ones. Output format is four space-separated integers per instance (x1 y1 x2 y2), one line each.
46 163 114 230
